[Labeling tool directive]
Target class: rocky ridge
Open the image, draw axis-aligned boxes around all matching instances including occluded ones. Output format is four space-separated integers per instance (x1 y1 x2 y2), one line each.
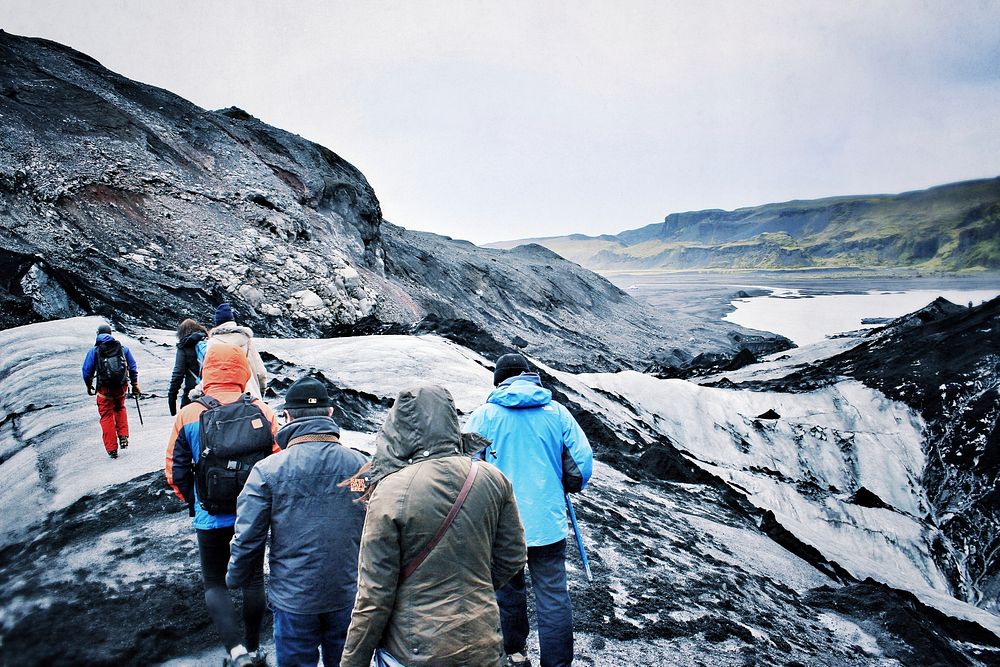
0 30 778 372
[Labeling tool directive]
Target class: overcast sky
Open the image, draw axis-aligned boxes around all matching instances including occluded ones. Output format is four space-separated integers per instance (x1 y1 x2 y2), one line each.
6 1 1000 244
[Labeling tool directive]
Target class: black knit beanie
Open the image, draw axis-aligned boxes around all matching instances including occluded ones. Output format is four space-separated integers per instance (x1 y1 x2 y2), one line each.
493 353 531 386
214 303 235 327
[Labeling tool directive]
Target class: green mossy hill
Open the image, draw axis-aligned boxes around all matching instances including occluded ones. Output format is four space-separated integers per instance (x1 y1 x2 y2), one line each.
490 177 1000 271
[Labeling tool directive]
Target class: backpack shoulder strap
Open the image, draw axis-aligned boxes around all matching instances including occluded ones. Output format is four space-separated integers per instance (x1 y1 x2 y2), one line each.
196 395 222 410
400 460 480 581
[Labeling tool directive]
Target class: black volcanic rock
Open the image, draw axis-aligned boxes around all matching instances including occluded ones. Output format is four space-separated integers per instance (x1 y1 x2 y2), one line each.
805 579 1000 665
848 486 892 510
643 341 788 380
0 32 384 337
379 225 676 372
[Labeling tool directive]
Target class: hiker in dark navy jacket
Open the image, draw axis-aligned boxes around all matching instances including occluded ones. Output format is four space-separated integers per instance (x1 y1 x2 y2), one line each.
465 353 593 667
228 377 368 667
167 318 208 416
81 322 139 459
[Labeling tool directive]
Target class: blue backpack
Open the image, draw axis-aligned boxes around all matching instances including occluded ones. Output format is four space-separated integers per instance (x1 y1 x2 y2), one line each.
186 339 208 387
196 339 207 370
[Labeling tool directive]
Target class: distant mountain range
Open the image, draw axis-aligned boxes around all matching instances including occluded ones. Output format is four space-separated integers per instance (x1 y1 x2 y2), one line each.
488 177 1000 271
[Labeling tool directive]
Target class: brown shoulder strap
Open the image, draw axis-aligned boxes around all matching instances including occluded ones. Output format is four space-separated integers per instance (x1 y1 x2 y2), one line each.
287 434 341 447
400 460 480 581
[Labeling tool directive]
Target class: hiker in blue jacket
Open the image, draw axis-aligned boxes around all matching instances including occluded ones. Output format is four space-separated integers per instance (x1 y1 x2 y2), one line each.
464 353 593 667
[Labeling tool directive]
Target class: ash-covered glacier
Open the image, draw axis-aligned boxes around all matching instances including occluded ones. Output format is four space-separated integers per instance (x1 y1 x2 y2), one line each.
1 309 998 666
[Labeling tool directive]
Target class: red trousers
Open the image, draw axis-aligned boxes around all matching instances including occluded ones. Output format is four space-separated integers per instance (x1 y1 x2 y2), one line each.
96 388 129 453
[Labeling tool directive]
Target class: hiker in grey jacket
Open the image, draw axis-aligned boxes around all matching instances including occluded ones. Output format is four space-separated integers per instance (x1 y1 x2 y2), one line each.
341 385 527 667
227 376 368 667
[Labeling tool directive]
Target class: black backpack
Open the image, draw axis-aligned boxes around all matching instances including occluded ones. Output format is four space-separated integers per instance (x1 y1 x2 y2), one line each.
96 340 129 389
194 394 274 515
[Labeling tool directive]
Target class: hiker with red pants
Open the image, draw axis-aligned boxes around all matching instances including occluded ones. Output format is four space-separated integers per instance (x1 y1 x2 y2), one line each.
81 322 139 459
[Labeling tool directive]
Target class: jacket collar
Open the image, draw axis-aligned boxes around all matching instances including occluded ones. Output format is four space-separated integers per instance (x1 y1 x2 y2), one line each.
277 416 341 448
487 373 552 409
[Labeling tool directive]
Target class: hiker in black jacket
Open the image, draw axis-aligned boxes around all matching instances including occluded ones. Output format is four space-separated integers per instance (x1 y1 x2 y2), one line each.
168 318 208 416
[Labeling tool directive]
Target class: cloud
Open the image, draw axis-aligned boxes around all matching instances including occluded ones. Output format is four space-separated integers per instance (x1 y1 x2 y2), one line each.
5 0 1000 243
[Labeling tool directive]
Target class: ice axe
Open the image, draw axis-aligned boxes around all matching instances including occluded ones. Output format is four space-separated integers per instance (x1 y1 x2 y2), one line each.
566 494 592 581
132 391 144 425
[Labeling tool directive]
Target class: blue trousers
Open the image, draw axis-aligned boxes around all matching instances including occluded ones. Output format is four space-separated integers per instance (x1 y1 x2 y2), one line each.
272 606 353 667
496 538 573 667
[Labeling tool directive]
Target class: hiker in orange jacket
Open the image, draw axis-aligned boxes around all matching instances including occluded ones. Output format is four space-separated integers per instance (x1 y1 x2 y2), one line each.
166 342 280 667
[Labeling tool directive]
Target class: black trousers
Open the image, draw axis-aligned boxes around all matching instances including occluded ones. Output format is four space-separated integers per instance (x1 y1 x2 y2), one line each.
197 526 266 652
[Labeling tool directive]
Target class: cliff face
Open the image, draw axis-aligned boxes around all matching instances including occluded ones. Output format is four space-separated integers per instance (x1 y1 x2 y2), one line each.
0 31 776 372
0 31 384 336
489 177 1000 271
812 297 1000 611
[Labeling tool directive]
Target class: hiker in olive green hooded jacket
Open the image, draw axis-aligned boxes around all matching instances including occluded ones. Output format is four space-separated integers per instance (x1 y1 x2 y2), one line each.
341 385 527 667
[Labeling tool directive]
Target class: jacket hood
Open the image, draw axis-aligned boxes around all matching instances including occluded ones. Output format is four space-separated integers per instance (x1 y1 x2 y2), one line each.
276 415 341 449
202 342 252 395
486 373 551 409
95 333 115 345
210 323 253 340
179 330 207 348
370 385 489 483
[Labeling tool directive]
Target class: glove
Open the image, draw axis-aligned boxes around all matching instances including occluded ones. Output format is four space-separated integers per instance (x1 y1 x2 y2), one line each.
86 381 96 396
168 395 177 417
131 382 141 397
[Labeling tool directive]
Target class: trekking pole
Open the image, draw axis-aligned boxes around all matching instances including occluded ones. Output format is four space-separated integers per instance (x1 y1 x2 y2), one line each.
565 494 592 582
132 391 144 425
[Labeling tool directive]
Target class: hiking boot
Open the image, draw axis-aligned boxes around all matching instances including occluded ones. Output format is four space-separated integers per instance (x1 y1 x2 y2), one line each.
247 650 267 666
108 450 118 459
505 652 532 666
224 654 255 667
118 435 129 449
